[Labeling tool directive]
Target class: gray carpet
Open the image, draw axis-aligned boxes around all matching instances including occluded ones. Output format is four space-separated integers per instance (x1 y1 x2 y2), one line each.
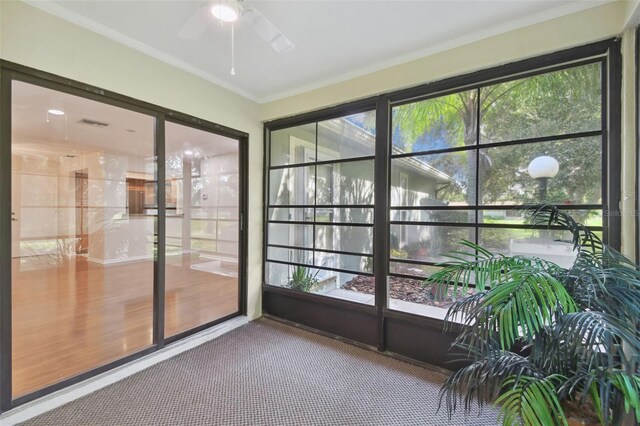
22 319 500 425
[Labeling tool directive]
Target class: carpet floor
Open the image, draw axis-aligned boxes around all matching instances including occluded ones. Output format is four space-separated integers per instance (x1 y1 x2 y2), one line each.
21 319 500 425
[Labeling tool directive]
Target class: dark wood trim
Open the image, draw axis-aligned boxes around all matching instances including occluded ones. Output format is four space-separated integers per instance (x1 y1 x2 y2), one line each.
263 284 376 314
154 113 166 349
0 68 13 412
374 98 391 351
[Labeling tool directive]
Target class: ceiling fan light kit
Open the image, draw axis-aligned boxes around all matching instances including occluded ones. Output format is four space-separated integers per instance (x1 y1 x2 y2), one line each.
179 1 294 75
211 3 239 23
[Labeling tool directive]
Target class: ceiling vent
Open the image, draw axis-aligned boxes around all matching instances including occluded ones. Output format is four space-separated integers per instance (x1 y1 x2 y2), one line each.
78 118 109 128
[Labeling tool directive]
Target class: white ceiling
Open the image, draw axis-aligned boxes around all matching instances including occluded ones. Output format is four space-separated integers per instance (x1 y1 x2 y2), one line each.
27 0 609 103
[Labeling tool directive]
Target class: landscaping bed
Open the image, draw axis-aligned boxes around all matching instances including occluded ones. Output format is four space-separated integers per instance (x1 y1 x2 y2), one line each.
343 275 473 309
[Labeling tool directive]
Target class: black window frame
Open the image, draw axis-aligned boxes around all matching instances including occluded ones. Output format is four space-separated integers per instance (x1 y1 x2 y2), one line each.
263 38 621 354
0 60 250 412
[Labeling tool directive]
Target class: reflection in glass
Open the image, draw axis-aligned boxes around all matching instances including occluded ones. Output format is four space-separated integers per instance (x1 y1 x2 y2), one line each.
164 122 240 338
11 81 156 397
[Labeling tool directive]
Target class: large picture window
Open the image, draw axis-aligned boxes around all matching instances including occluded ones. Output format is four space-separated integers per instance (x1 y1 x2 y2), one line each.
388 61 605 318
265 112 377 304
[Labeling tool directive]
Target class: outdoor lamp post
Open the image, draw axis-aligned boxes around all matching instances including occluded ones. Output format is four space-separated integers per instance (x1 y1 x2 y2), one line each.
527 155 559 202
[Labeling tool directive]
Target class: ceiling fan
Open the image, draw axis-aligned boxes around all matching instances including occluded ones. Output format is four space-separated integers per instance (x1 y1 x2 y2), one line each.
178 0 294 75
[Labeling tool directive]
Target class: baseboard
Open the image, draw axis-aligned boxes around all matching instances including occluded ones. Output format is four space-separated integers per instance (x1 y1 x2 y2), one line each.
0 316 250 426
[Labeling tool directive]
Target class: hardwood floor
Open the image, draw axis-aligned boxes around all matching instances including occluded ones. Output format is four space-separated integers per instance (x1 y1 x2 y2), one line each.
12 254 238 398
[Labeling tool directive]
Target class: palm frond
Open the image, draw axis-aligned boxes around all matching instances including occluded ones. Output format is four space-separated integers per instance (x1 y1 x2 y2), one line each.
553 312 640 375
479 267 576 350
495 375 567 426
439 350 544 418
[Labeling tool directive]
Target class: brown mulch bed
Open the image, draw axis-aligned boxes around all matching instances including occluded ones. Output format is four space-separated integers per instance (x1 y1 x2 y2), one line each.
343 275 473 309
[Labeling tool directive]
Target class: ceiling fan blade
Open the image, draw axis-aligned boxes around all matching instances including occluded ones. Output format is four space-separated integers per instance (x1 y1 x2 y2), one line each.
243 8 294 54
178 5 210 40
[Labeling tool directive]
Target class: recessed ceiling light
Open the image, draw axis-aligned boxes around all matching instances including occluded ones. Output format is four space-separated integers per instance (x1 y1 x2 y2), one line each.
48 109 65 116
184 150 194 156
211 4 238 22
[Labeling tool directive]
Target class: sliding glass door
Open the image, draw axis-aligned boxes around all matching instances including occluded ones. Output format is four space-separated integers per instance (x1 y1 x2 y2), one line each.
164 121 240 338
10 80 157 398
0 68 247 410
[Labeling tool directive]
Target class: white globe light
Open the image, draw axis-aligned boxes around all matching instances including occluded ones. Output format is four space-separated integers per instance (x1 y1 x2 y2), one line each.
211 4 239 22
527 156 559 179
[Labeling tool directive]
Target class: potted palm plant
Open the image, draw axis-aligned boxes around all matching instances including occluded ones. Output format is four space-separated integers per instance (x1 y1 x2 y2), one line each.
427 206 640 425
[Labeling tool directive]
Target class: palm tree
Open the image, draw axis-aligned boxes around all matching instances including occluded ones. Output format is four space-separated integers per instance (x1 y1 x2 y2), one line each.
428 206 640 425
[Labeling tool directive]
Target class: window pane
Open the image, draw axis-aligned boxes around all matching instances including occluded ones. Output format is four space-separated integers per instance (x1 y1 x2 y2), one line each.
269 207 314 222
267 247 313 265
270 123 316 167
480 62 601 143
269 166 315 205
390 225 475 263
480 209 602 227
478 228 577 268
11 81 156 397
268 223 314 248
315 225 373 254
316 159 375 205
387 275 469 320
479 137 601 205
317 111 376 160
390 209 474 223
392 90 477 154
390 150 476 206
314 251 373 274
315 207 374 224
389 262 441 278
266 262 373 304
165 121 240 338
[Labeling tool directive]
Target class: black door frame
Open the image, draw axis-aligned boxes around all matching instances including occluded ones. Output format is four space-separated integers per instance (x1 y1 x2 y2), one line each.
262 38 622 367
0 60 249 412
